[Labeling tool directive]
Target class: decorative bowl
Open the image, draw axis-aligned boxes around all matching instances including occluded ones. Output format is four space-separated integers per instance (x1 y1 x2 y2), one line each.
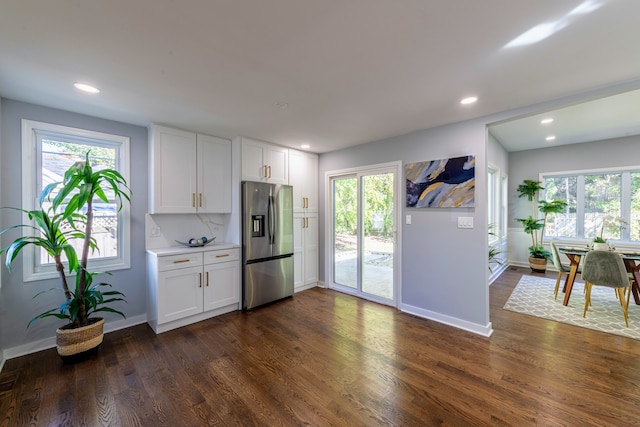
175 236 216 247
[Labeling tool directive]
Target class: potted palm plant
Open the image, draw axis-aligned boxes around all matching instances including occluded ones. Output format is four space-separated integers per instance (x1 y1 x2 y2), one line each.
515 179 567 272
0 153 131 360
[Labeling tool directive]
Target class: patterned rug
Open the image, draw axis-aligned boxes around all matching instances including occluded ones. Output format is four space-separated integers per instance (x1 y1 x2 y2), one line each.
504 275 640 340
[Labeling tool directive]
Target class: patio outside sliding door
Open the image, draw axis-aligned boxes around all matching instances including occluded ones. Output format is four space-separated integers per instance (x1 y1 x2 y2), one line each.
331 165 398 305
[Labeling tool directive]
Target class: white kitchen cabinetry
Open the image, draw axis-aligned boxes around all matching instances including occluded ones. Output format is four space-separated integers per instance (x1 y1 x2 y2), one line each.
240 137 288 184
293 212 318 291
147 245 240 333
149 124 231 213
289 149 318 213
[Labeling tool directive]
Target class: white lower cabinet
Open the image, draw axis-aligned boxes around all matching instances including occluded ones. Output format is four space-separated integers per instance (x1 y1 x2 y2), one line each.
293 212 318 291
147 246 240 333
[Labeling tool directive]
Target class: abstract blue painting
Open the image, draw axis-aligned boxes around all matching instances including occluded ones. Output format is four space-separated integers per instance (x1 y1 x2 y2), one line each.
405 155 475 208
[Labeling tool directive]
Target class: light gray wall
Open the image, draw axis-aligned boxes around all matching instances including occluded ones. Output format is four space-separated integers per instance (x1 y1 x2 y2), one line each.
0 99 148 350
319 119 490 329
508 135 640 229
488 132 508 175
0 98 4 359
487 132 509 276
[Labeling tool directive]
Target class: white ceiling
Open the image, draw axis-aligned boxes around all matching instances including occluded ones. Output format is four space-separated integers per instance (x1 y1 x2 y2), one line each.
489 88 640 152
1 0 639 153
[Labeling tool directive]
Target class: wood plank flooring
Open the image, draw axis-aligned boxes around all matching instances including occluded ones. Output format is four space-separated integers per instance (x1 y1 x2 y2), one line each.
2 266 640 426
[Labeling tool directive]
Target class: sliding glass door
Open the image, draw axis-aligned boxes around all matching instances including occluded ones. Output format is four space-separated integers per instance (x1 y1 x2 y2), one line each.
330 164 398 305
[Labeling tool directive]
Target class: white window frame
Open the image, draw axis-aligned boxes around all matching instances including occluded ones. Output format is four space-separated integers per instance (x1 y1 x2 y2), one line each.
488 163 509 243
21 119 131 282
541 165 640 243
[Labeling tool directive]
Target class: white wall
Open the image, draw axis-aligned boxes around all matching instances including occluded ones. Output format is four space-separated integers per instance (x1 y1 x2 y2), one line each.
0 99 149 354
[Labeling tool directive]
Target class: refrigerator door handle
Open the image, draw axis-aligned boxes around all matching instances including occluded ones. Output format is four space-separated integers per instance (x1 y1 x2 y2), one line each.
268 195 276 244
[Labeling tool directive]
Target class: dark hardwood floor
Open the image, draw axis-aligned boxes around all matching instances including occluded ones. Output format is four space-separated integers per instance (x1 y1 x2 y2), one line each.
2 267 640 426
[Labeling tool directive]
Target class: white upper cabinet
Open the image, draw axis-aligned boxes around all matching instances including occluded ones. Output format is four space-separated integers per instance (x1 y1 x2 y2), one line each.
149 124 231 214
197 133 232 213
240 137 288 184
289 149 318 213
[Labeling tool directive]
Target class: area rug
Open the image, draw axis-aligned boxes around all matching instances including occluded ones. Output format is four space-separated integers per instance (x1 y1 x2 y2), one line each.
503 275 640 340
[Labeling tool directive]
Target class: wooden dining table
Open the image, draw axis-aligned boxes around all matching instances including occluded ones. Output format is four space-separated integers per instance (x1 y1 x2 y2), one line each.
557 246 640 306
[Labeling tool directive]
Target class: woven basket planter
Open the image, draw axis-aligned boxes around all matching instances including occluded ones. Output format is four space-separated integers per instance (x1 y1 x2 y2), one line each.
56 317 104 359
529 256 548 273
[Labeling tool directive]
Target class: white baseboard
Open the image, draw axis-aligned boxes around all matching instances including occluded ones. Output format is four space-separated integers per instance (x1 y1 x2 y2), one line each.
399 303 494 337
489 263 509 285
0 350 5 373
294 282 319 293
3 314 147 361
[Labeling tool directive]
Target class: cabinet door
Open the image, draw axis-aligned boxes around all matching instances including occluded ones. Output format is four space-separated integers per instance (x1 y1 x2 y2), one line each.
293 214 304 289
150 125 197 213
157 266 203 323
289 150 318 212
303 213 319 285
241 138 267 182
197 134 232 213
204 261 240 311
266 145 289 185
293 213 318 290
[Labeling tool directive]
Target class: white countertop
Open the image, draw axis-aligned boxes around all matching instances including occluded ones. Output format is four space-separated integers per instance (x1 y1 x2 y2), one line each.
146 242 240 256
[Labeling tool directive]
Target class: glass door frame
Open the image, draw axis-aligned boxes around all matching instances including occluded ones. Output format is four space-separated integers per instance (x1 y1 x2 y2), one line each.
325 161 402 307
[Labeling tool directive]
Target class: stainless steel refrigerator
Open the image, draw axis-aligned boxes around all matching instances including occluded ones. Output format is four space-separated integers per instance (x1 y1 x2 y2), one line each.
241 181 294 310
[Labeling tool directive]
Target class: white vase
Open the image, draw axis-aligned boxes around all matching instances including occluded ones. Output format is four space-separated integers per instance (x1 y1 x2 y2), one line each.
593 242 609 251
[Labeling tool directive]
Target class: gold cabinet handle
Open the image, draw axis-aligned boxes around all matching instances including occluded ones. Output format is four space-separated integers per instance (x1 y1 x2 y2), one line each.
263 165 268 178
199 193 203 207
199 272 202 288
173 259 190 264
192 193 196 207
216 253 230 258
206 271 209 286
267 165 272 178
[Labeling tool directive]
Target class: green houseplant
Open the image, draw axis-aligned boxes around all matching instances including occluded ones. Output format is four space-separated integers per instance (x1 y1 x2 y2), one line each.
515 179 567 272
0 153 131 359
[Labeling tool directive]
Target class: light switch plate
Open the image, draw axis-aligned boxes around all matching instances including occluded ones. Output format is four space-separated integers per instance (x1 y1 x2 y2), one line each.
406 215 412 225
457 216 473 229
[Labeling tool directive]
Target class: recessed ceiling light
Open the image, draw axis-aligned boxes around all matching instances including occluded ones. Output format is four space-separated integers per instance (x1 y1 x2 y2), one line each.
541 118 554 124
460 96 478 105
300 144 310 149
74 82 100 94
546 135 556 141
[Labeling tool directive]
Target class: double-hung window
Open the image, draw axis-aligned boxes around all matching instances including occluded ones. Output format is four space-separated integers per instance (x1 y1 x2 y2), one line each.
542 167 640 243
21 120 131 281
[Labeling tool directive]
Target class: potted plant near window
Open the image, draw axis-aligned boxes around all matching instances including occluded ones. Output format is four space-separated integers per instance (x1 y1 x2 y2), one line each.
592 216 628 250
515 179 567 272
0 153 131 361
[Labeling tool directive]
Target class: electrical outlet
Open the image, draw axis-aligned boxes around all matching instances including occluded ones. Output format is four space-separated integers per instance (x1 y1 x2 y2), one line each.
150 226 161 237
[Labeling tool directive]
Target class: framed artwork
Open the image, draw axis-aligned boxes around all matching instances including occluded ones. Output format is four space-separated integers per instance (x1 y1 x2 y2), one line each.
405 155 475 208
